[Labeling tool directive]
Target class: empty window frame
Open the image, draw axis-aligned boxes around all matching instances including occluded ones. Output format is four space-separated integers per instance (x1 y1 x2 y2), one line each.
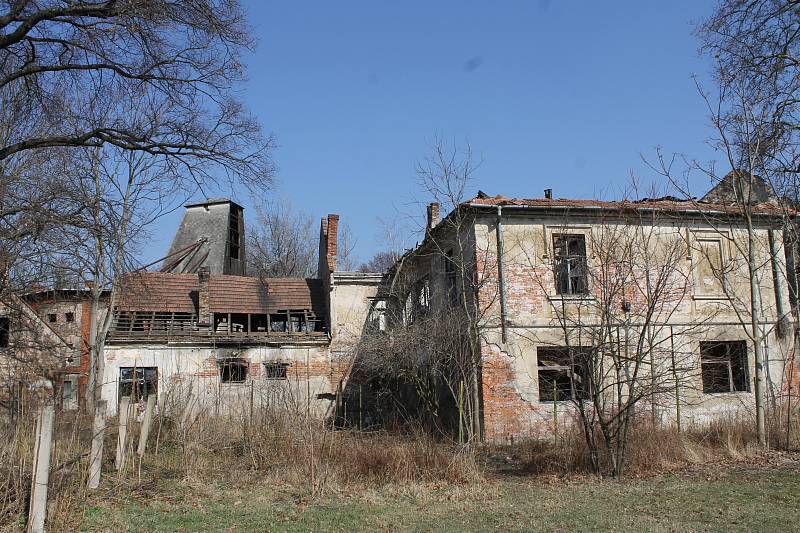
553 234 588 295
0 317 8 347
264 362 289 380
699 341 749 393
218 358 248 383
537 346 591 402
47 313 58 323
368 299 388 332
119 367 158 401
65 312 75 323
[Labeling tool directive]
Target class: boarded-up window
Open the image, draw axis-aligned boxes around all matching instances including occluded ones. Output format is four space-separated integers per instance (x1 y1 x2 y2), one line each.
695 238 725 296
537 347 591 402
700 341 749 393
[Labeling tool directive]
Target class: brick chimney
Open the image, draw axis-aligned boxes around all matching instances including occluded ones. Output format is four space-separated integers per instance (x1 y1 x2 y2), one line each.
197 267 210 326
426 202 440 237
326 214 339 274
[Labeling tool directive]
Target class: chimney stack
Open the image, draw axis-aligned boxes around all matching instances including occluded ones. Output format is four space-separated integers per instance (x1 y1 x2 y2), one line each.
426 202 440 237
544 188 552 200
318 214 340 279
197 267 210 326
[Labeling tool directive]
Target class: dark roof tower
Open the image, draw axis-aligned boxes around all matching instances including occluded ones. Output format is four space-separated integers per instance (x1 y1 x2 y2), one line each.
161 198 246 275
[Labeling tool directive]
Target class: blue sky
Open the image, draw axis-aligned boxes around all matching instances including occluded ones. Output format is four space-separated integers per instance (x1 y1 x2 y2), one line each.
150 1 722 266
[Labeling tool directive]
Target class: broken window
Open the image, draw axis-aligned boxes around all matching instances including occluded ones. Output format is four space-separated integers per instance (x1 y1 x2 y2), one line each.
119 367 158 401
0 317 9 347
47 313 58 323
700 341 749 393
65 312 75 323
219 358 248 383
537 346 591 402
264 362 289 380
553 234 588 295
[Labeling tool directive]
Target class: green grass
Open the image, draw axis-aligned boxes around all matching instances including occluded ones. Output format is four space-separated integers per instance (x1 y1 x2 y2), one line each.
81 466 800 532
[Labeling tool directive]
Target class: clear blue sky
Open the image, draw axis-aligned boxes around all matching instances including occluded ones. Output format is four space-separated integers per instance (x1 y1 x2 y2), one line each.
149 1 722 266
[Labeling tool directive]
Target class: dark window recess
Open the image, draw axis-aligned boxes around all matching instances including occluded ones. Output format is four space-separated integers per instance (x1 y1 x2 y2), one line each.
553 234 588 295
270 314 287 332
264 362 289 380
0 317 9 347
219 358 248 383
700 341 749 393
251 314 269 332
537 347 591 402
119 367 158 401
47 313 58 323
65 312 75 323
228 208 241 260
444 250 458 304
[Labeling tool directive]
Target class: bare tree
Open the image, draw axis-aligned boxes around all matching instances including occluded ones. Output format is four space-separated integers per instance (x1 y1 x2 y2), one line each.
358 251 401 273
644 0 800 447
247 201 318 278
353 138 495 442
516 205 707 476
0 0 274 188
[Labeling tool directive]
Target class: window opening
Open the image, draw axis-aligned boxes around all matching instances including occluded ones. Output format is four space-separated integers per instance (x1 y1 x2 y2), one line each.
219 358 248 383
119 367 158 401
700 341 749 393
0 317 8 347
264 362 289 380
445 250 458 305
537 346 591 402
228 208 241 260
553 234 588 295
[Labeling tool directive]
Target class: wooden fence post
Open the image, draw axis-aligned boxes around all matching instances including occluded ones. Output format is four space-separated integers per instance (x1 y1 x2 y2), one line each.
115 396 131 471
88 400 107 490
137 395 156 458
28 405 54 533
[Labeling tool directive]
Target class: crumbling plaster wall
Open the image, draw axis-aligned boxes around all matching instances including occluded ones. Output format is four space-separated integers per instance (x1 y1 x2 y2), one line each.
471 213 795 441
102 343 341 417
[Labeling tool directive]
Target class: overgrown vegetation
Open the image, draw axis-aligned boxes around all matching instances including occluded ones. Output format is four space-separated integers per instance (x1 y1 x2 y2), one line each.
2 397 798 531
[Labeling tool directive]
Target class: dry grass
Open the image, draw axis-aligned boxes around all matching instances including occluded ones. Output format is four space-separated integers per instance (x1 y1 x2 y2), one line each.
491 410 800 478
1 397 798 531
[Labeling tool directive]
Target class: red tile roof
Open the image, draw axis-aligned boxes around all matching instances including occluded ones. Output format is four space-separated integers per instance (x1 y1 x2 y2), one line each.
465 194 788 216
117 273 326 316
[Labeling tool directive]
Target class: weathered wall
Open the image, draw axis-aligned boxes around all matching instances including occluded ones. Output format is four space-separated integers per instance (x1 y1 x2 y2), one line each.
102 343 341 417
468 212 796 441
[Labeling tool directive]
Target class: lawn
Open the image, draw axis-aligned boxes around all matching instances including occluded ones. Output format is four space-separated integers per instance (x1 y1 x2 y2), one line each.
80 463 800 532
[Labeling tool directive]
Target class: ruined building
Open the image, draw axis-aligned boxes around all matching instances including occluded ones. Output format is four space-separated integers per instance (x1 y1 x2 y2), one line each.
26 200 381 417
376 191 797 441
